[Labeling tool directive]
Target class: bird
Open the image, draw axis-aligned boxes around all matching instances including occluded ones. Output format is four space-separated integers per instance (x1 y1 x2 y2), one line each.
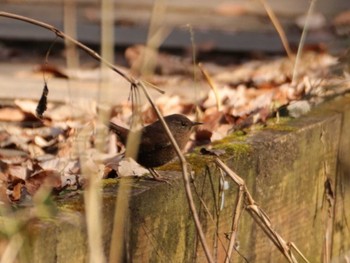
109 114 202 179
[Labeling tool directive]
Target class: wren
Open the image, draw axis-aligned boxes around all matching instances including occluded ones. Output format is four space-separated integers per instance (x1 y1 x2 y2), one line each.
109 114 202 177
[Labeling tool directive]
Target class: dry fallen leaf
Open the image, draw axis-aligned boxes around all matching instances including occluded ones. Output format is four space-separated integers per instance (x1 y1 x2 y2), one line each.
33 64 68 79
0 49 348 203
26 169 62 196
8 181 25 202
0 107 27 122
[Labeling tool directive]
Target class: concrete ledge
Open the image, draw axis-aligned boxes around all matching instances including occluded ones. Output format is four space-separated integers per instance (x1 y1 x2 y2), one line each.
2 95 350 262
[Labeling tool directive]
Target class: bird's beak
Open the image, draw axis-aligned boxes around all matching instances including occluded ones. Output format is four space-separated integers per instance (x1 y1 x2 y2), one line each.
192 121 203 126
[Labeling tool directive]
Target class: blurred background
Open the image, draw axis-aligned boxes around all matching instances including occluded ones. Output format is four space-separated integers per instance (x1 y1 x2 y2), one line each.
1 0 349 52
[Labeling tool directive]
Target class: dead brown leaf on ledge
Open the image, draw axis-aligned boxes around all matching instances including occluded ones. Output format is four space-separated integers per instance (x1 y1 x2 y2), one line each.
0 47 349 204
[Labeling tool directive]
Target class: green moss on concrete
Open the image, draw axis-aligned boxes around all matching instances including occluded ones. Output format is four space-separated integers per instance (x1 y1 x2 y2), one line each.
211 131 252 158
159 151 215 176
225 130 248 141
56 192 85 213
265 117 296 131
268 116 292 124
128 180 198 262
249 117 296 132
158 161 182 172
101 178 119 187
212 141 251 157
186 154 214 175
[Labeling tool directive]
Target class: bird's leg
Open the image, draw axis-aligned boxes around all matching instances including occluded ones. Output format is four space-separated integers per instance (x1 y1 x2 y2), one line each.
148 168 161 178
147 168 171 184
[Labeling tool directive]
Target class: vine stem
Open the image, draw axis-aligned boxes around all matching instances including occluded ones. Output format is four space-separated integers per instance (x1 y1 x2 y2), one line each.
0 11 214 263
0 11 134 84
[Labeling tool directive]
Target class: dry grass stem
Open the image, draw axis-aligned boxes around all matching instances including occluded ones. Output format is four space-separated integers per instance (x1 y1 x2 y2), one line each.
225 186 244 263
62 0 79 117
291 0 318 85
193 184 216 223
191 171 231 261
246 205 298 262
142 80 165 94
78 125 106 263
1 11 311 263
187 24 201 110
108 180 132 263
214 158 244 186
0 11 214 262
139 81 214 263
83 176 106 263
289 242 311 263
0 12 134 84
198 63 222 111
258 0 293 60
109 99 142 262
63 0 79 70
214 157 309 263
104 0 185 249
0 234 24 263
140 0 170 76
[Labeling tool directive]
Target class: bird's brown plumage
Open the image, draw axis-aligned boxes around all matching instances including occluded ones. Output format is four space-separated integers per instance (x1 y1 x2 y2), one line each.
109 114 201 168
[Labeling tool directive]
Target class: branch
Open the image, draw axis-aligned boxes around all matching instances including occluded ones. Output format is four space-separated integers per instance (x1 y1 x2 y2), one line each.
225 185 244 263
0 11 134 84
139 81 214 263
214 157 309 263
0 11 213 263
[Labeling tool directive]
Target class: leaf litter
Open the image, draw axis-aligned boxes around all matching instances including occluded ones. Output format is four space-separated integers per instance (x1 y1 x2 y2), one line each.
1 46 349 205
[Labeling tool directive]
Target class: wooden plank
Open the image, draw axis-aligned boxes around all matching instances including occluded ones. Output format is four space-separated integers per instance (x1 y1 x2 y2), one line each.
0 0 345 51
0 63 132 103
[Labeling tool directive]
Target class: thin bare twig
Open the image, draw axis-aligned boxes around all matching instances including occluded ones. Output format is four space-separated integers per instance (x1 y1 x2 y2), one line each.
289 242 311 263
139 81 214 263
246 205 297 263
191 167 231 261
258 0 293 60
198 63 222 112
291 0 318 85
214 158 245 186
0 11 214 262
225 185 244 263
0 234 24 263
214 157 309 263
79 125 106 263
0 11 134 84
141 80 165 94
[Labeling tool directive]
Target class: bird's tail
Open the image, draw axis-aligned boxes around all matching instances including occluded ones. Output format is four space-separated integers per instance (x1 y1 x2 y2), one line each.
109 122 129 145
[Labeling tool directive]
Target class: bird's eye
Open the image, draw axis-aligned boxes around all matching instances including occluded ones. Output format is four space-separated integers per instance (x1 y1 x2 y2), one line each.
181 121 187 127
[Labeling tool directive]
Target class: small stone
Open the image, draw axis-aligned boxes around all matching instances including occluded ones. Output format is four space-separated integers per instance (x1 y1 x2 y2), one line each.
287 100 311 118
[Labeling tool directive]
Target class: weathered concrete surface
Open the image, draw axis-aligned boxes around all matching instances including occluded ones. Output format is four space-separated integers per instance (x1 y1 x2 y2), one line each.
241 109 340 262
1 95 350 262
324 96 350 261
